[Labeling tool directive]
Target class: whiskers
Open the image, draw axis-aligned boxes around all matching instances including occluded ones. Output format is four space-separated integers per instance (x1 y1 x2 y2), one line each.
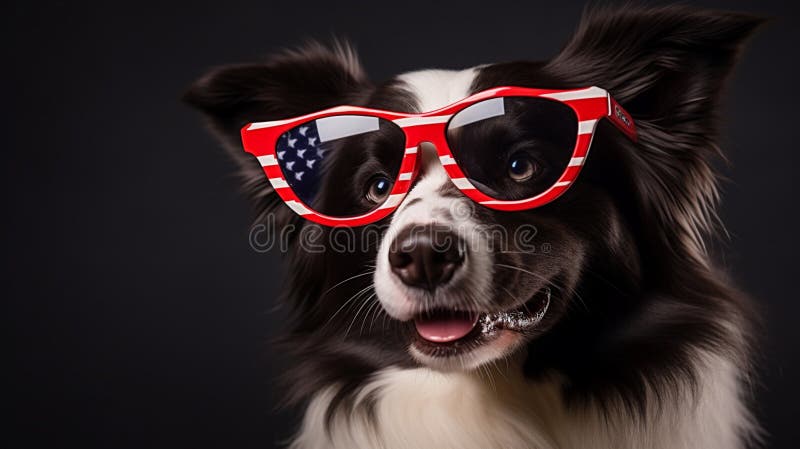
343 289 391 339
495 262 590 313
319 269 375 301
499 249 629 296
316 265 392 339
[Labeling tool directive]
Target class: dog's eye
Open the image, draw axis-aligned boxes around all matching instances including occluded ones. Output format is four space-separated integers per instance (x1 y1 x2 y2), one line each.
507 153 539 182
365 175 393 204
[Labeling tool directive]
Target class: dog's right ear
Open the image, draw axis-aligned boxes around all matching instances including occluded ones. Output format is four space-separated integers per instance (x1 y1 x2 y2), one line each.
183 42 370 221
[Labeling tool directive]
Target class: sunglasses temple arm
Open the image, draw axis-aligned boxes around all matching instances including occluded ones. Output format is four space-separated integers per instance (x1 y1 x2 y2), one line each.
606 95 638 143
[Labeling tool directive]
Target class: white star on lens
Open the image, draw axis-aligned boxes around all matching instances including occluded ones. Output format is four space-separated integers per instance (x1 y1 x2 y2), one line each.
286 161 295 170
297 149 306 158
277 151 286 160
306 159 316 168
299 126 309 136
316 148 325 158
308 137 317 146
287 137 298 148
294 171 304 180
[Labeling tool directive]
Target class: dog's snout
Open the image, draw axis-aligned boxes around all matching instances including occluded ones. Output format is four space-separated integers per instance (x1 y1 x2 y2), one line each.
388 225 465 291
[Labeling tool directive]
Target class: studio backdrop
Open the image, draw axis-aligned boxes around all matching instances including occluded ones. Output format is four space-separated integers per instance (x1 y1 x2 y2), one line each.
6 1 799 448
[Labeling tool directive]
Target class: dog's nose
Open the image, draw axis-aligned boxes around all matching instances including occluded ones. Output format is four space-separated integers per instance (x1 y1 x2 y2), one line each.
388 225 465 291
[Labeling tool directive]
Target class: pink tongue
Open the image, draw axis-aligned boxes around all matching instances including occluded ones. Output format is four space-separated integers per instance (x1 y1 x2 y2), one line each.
414 312 479 343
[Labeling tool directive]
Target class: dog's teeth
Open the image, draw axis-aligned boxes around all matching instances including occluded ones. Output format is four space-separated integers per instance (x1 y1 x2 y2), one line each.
480 287 551 332
479 314 500 335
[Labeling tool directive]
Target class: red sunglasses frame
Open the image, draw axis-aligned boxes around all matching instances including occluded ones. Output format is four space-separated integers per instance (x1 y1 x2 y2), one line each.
240 86 637 227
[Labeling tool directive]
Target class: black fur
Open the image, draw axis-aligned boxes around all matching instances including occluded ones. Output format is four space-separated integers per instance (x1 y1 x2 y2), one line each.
469 4 764 417
184 3 763 442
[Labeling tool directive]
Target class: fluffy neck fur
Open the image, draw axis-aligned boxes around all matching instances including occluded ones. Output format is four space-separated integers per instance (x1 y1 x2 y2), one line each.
291 349 755 449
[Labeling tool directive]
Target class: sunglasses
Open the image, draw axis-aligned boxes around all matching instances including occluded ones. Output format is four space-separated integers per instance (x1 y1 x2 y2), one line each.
240 86 636 227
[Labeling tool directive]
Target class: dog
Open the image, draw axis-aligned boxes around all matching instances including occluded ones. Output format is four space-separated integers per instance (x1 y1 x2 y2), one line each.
185 5 763 448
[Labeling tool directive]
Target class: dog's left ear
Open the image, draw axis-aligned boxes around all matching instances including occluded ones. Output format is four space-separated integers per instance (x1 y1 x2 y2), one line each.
546 5 765 264
183 41 368 149
182 42 369 224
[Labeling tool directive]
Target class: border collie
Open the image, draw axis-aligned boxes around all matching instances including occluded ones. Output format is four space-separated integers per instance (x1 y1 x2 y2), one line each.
185 5 763 448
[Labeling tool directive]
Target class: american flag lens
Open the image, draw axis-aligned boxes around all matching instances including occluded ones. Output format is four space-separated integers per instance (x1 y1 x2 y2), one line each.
275 115 406 217
446 96 578 201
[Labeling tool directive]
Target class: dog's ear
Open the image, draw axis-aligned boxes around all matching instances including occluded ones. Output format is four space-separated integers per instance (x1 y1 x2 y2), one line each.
183 42 370 223
546 5 764 265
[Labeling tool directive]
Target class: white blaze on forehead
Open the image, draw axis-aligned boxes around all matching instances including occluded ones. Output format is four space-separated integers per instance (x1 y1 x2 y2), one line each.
397 68 479 112
374 69 492 320
373 67 493 324
391 66 480 218
374 69 492 332
389 66 482 233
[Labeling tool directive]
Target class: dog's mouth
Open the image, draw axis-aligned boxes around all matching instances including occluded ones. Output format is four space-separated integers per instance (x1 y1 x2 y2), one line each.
410 287 551 359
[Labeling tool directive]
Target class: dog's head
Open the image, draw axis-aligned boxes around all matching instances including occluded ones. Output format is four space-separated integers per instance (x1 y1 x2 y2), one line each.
185 5 760 396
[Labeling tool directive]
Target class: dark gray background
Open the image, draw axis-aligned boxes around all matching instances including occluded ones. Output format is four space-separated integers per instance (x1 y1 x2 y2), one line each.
5 1 799 447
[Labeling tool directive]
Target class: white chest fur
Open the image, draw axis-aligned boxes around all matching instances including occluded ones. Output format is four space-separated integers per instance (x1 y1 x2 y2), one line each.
290 351 754 449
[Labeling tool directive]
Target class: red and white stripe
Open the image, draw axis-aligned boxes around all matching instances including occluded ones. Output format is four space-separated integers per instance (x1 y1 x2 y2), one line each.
240 85 636 226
